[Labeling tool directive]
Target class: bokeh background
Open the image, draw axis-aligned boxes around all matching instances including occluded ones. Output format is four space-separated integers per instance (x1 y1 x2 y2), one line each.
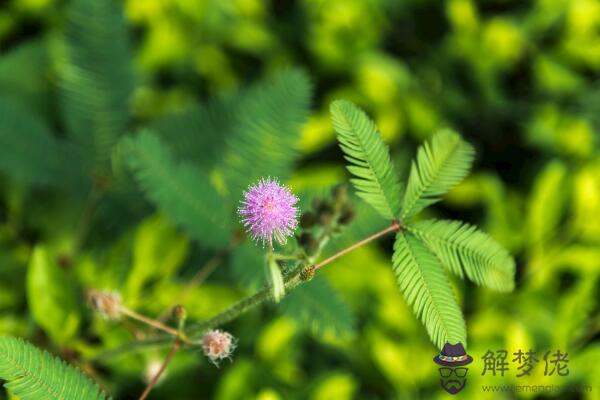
0 0 599 399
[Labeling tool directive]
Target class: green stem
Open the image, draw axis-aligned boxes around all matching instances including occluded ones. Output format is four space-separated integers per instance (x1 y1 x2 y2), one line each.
187 268 304 336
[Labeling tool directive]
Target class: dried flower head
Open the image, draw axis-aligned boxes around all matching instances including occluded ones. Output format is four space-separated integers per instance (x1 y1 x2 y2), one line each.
202 329 236 366
87 289 122 320
238 178 299 247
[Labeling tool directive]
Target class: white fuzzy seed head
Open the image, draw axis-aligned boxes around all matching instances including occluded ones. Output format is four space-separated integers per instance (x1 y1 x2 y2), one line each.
201 329 236 366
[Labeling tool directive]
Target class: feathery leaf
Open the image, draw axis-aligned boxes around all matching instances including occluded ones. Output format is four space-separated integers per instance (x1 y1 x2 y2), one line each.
122 130 231 248
151 95 235 171
0 98 87 188
60 0 134 166
330 100 402 220
409 219 516 292
221 69 311 197
0 336 108 400
401 130 474 219
392 231 467 349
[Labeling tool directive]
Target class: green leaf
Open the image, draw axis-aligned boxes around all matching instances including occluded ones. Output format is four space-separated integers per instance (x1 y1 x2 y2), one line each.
267 256 285 303
0 99 87 188
392 231 466 349
0 336 108 400
281 276 356 338
124 215 190 303
0 39 52 116
330 100 402 220
526 160 568 247
60 0 134 166
26 247 81 345
151 96 235 171
401 130 474 219
230 242 266 289
122 130 231 248
221 69 312 197
409 219 515 292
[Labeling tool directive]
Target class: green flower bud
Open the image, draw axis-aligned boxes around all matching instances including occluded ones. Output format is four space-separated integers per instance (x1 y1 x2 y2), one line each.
338 204 355 225
300 212 316 229
331 184 348 207
300 265 316 281
299 232 319 256
172 304 187 322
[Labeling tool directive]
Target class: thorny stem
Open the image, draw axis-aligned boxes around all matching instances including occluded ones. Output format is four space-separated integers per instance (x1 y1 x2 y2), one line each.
138 340 181 400
95 222 402 359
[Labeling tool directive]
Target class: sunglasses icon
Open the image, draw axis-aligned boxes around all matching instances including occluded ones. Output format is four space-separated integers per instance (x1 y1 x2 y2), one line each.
439 367 468 378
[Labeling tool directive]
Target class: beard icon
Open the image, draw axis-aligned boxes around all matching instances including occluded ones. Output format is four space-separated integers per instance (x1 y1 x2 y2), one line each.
433 343 473 395
439 368 468 394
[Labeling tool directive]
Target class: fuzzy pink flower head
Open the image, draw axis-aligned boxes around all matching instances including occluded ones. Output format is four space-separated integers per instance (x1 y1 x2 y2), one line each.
202 329 236 366
238 178 299 247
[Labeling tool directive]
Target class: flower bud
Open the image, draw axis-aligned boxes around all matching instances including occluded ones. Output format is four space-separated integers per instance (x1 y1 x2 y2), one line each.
316 202 334 226
300 265 316 281
331 184 348 207
172 304 187 322
202 329 236 366
300 212 316 229
298 232 319 257
87 290 122 320
338 204 355 225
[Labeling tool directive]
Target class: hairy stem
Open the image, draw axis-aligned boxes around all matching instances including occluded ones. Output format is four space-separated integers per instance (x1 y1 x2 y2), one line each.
138 340 181 400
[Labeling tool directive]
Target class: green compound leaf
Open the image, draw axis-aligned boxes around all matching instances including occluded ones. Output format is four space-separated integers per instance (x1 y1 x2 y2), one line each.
0 336 109 400
221 69 312 197
60 0 134 167
392 231 466 349
401 130 474 219
330 100 402 220
0 98 87 189
122 130 231 248
409 219 516 292
150 95 235 171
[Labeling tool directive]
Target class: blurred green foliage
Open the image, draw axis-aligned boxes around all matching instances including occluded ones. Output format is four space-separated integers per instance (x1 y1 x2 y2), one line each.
0 0 599 399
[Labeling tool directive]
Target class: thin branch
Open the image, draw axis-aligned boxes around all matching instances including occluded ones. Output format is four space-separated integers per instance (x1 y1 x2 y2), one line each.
155 252 225 325
138 340 181 400
120 307 193 345
314 221 401 270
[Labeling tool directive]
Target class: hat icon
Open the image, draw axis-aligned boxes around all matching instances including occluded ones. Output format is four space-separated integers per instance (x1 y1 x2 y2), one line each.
433 342 473 367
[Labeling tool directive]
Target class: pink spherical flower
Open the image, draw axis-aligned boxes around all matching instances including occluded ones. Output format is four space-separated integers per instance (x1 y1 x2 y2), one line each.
238 178 299 247
202 329 236 366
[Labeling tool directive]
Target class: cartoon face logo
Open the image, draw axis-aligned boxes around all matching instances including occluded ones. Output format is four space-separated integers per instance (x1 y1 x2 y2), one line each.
433 342 473 395
438 366 468 394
